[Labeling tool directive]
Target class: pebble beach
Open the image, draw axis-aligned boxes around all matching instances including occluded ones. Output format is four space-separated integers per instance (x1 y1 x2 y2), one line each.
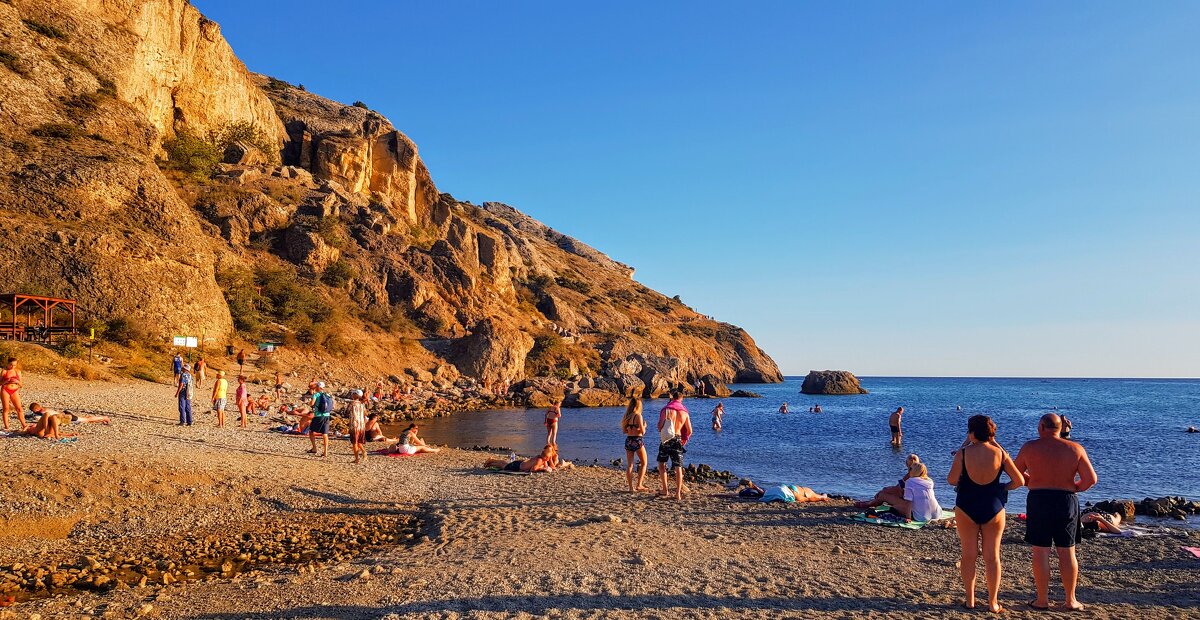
2 373 1198 619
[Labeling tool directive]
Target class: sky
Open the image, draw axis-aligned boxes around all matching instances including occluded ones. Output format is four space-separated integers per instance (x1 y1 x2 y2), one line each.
194 1 1200 378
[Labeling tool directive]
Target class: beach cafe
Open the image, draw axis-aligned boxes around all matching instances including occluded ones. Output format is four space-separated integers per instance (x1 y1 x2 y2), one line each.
0 293 79 342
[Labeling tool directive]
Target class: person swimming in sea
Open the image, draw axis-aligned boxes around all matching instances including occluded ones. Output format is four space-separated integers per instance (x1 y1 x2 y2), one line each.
813 404 822 413
779 403 789 415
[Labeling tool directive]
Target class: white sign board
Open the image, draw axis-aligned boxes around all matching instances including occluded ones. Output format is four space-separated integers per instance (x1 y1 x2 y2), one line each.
172 336 187 347
185 337 198 348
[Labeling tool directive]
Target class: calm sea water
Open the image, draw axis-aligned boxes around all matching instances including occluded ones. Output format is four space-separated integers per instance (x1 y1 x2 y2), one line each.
412 377 1200 513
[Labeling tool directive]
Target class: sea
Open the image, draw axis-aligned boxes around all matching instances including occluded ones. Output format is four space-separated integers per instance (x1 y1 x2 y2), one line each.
411 377 1200 515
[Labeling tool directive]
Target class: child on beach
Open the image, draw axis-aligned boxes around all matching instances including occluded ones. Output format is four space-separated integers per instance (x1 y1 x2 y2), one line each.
545 400 562 445
349 390 367 463
211 371 228 427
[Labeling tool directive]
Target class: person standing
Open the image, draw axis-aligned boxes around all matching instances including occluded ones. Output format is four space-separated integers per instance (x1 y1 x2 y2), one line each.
545 400 562 446
210 370 228 427
711 402 725 431
235 375 250 429
172 352 183 386
890 407 904 446
175 364 194 426
1 357 24 431
307 381 333 457
348 389 367 463
1014 414 1097 612
621 398 650 493
656 392 693 500
195 357 207 388
947 415 1024 613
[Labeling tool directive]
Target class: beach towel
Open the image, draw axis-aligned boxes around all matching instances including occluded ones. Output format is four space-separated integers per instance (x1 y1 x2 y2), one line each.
850 506 955 530
1100 526 1172 539
1182 546 1200 559
761 485 796 503
56 437 78 444
369 449 420 458
482 466 531 476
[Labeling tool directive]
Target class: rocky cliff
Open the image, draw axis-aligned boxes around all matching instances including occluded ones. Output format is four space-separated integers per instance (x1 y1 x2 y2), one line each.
0 0 782 399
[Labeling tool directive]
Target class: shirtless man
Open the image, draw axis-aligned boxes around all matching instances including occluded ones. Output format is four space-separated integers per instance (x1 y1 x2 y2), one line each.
889 407 904 446
1014 414 1097 612
657 392 693 500
23 403 62 439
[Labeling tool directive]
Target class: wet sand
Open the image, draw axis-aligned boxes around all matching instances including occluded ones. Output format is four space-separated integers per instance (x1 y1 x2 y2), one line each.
1 374 1198 619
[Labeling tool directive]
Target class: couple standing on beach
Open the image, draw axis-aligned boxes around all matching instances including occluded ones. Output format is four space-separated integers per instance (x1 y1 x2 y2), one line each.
622 391 693 499
950 413 1096 613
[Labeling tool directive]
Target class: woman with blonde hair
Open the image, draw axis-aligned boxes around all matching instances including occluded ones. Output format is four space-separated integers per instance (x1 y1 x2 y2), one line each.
621 397 649 492
856 453 922 509
902 462 942 521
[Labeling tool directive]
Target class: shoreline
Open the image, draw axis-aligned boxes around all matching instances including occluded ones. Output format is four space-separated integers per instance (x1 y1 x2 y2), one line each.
2 373 1198 618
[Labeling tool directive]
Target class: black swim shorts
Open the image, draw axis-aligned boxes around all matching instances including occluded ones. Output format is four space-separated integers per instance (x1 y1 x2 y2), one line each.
624 436 644 452
890 425 901 434
1025 489 1081 548
309 415 330 435
503 460 522 472
656 437 686 469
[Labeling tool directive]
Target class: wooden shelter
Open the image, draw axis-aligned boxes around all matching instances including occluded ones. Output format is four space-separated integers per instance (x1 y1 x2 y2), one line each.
0 293 78 341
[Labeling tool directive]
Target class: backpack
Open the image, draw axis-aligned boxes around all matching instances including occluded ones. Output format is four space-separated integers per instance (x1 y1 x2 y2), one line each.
316 392 334 415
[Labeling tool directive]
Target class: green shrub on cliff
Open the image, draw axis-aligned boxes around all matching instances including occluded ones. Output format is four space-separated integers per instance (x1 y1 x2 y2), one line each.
164 130 221 178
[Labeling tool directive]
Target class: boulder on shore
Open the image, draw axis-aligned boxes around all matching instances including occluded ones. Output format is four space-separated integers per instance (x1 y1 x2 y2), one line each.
800 370 868 395
729 389 762 398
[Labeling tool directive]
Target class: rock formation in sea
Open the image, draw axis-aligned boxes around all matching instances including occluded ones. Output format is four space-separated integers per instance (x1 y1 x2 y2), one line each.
0 0 782 401
799 371 868 395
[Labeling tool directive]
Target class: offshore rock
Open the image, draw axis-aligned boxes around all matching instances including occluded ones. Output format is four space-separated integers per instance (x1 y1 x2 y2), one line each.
800 370 868 395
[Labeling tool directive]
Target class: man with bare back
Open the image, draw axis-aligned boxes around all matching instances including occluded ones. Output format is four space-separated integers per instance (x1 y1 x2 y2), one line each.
1014 413 1097 612
657 391 693 500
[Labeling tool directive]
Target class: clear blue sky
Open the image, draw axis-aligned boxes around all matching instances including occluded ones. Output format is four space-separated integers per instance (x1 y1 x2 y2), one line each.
196 1 1200 378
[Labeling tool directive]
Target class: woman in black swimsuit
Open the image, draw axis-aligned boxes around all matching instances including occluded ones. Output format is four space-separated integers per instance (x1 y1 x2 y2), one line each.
946 415 1025 613
621 397 649 493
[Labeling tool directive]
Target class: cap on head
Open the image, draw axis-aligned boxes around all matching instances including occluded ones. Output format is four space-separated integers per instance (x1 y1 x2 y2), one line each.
352 389 363 398
317 381 326 389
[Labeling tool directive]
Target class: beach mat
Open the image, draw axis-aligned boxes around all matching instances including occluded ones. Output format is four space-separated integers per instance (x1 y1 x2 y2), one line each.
850 507 954 530
1101 525 1171 539
482 467 531 476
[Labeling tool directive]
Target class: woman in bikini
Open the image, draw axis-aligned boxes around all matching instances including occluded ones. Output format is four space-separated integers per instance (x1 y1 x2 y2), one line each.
364 413 394 442
483 445 553 473
1 357 24 431
621 398 650 492
545 400 562 446
947 415 1025 613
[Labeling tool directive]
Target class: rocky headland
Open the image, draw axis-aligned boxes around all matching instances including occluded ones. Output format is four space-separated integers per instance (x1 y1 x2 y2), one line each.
0 0 781 406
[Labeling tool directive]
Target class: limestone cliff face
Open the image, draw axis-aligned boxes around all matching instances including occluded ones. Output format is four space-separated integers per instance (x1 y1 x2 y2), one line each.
0 0 783 396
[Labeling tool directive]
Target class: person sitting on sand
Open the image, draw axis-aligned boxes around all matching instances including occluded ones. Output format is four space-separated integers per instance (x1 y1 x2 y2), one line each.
22 403 63 440
364 413 394 442
545 444 575 471
857 453 922 509
483 445 553 473
287 404 314 435
390 424 440 455
902 463 941 520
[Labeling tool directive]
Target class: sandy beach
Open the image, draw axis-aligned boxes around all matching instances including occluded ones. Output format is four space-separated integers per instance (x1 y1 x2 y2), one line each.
1 373 1197 619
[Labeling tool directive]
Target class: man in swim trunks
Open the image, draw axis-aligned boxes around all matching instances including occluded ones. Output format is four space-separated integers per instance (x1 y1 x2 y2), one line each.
308 381 333 457
657 392 693 500
1014 413 1097 612
889 407 904 446
172 353 183 386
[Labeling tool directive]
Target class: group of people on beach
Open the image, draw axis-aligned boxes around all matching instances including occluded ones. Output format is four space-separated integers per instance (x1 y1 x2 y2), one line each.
1 357 109 439
860 412 1098 612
